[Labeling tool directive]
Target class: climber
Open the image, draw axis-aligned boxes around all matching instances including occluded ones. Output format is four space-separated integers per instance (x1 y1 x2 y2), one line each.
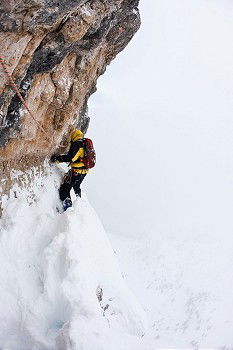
50 129 94 211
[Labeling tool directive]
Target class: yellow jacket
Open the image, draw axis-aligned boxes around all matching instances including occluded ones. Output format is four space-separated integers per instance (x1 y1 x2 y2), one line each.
56 130 89 174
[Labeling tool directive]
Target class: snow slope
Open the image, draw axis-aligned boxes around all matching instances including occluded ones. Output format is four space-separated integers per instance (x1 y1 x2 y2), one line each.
0 163 146 350
110 231 233 349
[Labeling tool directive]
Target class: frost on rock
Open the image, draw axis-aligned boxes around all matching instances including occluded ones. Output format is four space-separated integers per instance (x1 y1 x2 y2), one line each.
0 165 146 350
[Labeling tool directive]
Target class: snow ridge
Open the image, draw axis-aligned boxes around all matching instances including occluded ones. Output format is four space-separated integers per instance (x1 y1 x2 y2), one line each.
0 164 146 350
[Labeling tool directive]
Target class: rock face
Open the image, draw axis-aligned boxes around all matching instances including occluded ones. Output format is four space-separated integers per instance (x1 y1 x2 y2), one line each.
0 0 140 163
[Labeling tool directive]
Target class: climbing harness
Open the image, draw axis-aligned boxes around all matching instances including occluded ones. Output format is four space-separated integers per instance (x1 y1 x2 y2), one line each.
0 55 51 141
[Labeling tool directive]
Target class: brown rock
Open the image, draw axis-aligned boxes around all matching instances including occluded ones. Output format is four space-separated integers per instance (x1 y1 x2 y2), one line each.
0 0 141 197
0 33 32 94
61 16 90 43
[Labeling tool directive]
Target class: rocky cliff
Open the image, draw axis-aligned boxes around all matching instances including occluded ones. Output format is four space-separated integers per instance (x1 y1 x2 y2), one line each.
0 0 140 165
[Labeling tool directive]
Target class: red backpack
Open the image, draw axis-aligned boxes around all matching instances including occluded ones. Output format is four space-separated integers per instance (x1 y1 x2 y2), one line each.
82 138 96 169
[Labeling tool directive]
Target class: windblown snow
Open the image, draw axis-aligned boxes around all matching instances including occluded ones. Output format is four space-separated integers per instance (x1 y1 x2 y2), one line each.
0 163 146 350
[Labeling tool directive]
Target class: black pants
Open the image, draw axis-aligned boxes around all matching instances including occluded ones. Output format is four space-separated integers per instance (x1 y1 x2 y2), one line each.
59 170 87 201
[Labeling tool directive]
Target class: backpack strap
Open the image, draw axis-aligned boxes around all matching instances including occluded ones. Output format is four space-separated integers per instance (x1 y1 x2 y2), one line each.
70 140 84 163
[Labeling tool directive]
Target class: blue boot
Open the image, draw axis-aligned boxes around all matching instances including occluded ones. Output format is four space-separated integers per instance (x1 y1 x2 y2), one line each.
62 198 72 211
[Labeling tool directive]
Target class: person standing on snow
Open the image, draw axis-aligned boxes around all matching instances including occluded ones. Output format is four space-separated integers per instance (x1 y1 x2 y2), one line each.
50 129 89 211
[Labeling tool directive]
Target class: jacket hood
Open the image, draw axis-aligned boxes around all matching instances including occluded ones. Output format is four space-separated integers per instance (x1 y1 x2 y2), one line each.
71 129 83 142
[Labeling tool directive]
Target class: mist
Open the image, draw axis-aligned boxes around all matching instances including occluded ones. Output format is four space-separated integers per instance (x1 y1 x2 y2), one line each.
84 0 233 346
85 0 233 239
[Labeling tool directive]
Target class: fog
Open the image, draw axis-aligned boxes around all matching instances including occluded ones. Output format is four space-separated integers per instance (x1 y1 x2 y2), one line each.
86 0 233 239
84 1 233 346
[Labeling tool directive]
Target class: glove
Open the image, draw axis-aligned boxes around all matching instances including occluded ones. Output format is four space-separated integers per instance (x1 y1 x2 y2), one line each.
50 154 57 163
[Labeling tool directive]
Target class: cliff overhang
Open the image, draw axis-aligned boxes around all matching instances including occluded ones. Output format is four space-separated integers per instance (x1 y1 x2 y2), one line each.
0 0 140 163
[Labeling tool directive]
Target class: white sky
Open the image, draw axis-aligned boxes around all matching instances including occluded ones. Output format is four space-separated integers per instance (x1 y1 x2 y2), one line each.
85 0 233 239
84 2 233 345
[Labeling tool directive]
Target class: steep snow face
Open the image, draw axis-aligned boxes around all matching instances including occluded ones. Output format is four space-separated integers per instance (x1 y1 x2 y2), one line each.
0 163 146 350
